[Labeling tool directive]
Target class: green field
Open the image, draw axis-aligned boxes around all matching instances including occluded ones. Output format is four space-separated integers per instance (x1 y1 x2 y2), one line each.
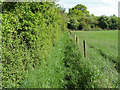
72 30 118 66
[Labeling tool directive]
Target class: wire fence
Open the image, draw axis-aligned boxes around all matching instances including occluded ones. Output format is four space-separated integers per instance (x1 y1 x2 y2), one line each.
69 30 87 57
69 30 118 87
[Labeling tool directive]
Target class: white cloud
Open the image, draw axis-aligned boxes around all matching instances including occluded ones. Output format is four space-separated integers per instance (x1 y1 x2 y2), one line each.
101 0 119 5
87 0 119 16
88 6 117 16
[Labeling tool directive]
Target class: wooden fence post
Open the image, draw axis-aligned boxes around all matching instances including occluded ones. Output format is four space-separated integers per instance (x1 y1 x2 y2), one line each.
76 36 78 44
83 40 87 57
75 35 76 43
78 37 79 44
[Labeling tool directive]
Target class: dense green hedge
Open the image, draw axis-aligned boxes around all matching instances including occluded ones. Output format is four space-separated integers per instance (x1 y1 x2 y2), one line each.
2 2 68 88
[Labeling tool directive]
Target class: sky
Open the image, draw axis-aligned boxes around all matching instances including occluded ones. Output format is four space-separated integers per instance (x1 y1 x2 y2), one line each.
56 0 119 16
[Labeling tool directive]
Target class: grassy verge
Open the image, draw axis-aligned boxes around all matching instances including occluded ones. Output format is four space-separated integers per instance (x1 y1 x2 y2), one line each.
21 32 69 88
21 31 118 88
72 30 119 87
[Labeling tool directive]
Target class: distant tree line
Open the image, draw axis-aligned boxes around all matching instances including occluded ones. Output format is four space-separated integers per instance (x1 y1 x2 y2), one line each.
67 4 118 31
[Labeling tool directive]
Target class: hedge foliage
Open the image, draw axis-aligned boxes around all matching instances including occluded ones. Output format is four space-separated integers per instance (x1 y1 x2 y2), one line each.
2 2 68 88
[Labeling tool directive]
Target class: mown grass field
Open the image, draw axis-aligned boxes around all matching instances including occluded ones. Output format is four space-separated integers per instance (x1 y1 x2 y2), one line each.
21 31 119 88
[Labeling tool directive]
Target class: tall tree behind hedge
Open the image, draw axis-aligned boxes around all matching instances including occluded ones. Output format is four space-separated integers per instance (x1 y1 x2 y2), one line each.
67 4 94 31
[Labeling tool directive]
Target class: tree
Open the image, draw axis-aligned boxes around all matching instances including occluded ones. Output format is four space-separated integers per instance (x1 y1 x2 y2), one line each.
109 15 118 30
68 4 89 17
67 4 91 30
97 15 110 29
97 15 118 30
118 17 120 30
67 18 79 30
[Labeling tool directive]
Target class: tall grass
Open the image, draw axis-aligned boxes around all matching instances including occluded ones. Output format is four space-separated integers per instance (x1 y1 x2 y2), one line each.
21 31 118 88
73 30 119 87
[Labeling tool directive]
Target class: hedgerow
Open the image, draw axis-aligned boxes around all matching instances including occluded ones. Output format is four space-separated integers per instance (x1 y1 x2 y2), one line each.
2 2 68 88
